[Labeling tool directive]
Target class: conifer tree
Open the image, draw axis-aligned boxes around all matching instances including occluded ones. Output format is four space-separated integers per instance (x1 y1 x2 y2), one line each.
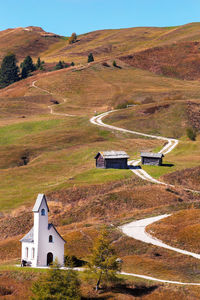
21 66 28 79
88 53 94 63
89 227 121 291
113 60 117 67
36 57 41 69
0 53 19 88
21 55 35 73
31 260 81 300
55 61 64 70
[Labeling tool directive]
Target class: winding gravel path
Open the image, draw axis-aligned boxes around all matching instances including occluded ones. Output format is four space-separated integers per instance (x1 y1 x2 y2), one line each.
90 110 178 185
120 214 200 260
31 81 200 285
90 110 200 195
90 110 200 285
32 80 75 117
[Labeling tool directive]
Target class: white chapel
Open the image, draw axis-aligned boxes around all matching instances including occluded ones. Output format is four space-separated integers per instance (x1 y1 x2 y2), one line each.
20 194 66 267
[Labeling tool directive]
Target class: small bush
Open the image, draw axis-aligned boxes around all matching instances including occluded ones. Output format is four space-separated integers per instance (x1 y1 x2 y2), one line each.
115 100 134 109
68 32 77 44
186 128 197 141
55 61 64 70
113 60 122 68
88 53 94 63
113 60 117 67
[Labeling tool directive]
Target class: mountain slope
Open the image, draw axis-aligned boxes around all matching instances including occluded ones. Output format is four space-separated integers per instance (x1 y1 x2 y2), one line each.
120 41 200 80
41 22 200 63
2 23 200 65
0 26 61 61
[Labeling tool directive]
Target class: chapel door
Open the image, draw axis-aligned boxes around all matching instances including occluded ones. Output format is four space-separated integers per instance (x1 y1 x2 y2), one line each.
47 252 53 266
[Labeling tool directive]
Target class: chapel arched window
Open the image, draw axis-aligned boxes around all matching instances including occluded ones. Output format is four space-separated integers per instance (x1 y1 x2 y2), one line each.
41 209 45 216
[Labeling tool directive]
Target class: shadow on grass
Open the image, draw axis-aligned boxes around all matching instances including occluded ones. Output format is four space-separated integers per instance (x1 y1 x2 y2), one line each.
82 284 159 299
162 163 174 167
81 296 110 300
114 65 122 69
128 166 141 170
112 284 159 297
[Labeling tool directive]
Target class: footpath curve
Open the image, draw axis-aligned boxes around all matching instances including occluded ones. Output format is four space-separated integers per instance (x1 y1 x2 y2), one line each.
90 110 178 185
90 110 200 194
32 80 75 117
91 110 200 285
31 82 200 285
120 214 200 260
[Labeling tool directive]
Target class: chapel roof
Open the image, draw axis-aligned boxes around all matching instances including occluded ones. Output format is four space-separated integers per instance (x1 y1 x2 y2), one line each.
48 223 66 243
20 224 66 243
32 194 49 212
20 227 34 243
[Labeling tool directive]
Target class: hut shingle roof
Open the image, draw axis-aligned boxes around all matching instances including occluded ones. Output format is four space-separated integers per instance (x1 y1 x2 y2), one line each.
95 151 129 159
141 152 164 158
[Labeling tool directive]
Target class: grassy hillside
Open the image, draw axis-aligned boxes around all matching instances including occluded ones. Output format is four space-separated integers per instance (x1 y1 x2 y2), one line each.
0 23 200 299
163 166 200 190
41 22 200 64
147 209 200 253
24 64 200 114
104 101 190 138
0 62 198 210
120 41 200 80
104 101 200 181
1 23 200 66
0 26 61 61
0 112 163 211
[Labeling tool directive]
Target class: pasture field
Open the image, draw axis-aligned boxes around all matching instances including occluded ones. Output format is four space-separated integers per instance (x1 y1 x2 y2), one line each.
104 101 200 184
0 112 163 211
0 23 200 299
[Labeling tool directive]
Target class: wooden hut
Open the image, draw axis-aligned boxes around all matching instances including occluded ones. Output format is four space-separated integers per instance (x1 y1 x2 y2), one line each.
141 152 164 166
95 151 129 169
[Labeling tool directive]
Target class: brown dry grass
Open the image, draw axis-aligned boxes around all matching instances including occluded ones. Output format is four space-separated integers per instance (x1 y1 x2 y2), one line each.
163 166 200 190
147 209 200 254
0 266 198 300
2 23 200 66
41 22 200 64
120 41 200 81
0 26 61 61
0 272 35 299
32 64 200 116
104 100 199 138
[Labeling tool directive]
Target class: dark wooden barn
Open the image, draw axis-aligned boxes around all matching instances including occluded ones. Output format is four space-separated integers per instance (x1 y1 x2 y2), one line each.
141 152 164 166
95 151 129 169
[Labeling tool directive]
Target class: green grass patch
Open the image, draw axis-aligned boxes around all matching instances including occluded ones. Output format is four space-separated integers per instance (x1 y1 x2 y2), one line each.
71 168 133 185
142 163 175 179
0 119 64 145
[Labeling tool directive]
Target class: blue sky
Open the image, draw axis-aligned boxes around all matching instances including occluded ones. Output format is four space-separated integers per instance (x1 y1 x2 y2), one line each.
0 0 200 36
